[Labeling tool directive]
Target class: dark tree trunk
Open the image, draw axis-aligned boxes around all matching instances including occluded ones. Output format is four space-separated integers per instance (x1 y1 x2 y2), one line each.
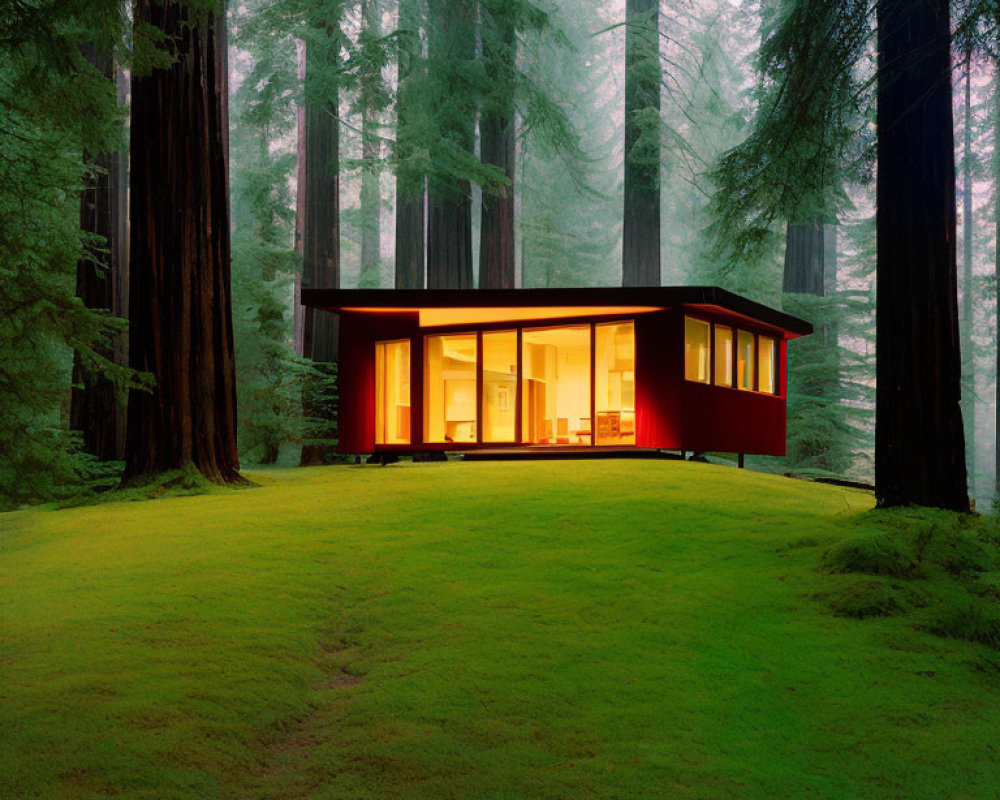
299 18 341 466
358 0 382 289
72 42 125 462
994 58 1000 507
622 0 660 287
293 39 306 357
426 0 475 289
124 0 242 484
960 53 976 484
875 0 968 510
394 0 425 289
478 5 516 290
783 222 826 296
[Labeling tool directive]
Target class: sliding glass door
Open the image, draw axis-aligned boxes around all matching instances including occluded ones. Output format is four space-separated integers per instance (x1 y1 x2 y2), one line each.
521 326 592 445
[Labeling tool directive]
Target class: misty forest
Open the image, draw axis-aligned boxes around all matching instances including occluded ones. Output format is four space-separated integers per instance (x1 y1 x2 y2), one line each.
6 0 1000 798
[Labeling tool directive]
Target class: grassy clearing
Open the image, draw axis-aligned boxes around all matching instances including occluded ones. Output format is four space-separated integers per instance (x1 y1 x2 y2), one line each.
2 460 999 799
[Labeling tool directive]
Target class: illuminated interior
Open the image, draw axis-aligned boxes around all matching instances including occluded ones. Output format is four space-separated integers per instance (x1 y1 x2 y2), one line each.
758 336 776 394
595 321 635 445
737 330 755 390
482 330 517 442
684 317 778 395
714 325 733 387
522 326 591 445
375 340 411 444
685 317 711 384
425 333 478 443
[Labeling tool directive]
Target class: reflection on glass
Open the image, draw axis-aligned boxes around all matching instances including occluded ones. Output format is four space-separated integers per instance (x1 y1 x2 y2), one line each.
685 317 711 383
737 330 755 390
483 330 517 442
758 336 777 394
425 333 477 443
375 340 411 444
714 325 733 387
595 321 635 445
522 326 591 445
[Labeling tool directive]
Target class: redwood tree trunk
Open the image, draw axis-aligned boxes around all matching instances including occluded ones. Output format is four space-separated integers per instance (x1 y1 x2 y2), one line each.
394 0 424 289
622 0 660 287
299 19 341 466
358 0 382 289
875 0 968 510
124 0 242 484
426 0 475 289
960 53 976 485
71 41 126 461
783 222 826 296
478 5 515 290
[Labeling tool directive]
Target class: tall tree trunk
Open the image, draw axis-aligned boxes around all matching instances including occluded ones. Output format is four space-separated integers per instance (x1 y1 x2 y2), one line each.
961 52 976 488
994 57 1000 507
299 14 341 466
783 223 826 296
72 41 124 462
622 0 660 287
293 38 306 357
875 0 968 510
125 0 242 484
478 3 516 289
358 0 382 288
394 0 425 289
426 0 475 289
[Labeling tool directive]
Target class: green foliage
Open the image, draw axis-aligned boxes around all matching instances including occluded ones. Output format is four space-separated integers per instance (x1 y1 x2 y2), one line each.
0 0 145 509
822 577 907 619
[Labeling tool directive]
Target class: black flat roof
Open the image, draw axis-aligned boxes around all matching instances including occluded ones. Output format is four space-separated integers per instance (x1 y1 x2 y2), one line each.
301 286 814 337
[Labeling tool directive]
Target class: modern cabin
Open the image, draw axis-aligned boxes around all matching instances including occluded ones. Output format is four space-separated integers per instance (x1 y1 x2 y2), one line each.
300 287 813 457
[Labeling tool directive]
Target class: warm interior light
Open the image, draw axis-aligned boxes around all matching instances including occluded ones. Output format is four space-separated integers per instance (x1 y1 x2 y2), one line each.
684 317 711 384
418 306 661 327
714 325 733 387
758 335 776 394
375 339 411 444
425 333 477 443
595 321 636 445
482 331 517 443
737 330 755 390
522 326 591 445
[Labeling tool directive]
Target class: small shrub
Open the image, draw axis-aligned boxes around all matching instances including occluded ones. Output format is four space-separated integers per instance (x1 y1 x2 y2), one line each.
824 578 905 619
930 601 1000 650
823 533 922 579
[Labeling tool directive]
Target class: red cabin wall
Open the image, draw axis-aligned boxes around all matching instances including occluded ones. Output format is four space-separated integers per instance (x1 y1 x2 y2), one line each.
337 311 418 454
635 310 683 449
678 335 788 457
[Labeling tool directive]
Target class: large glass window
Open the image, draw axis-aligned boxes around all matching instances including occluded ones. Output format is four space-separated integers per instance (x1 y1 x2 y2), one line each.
425 333 477 443
595 322 635 445
758 336 777 395
522 326 591 445
737 330 755 391
375 340 411 444
714 325 733 387
684 317 711 383
482 331 517 442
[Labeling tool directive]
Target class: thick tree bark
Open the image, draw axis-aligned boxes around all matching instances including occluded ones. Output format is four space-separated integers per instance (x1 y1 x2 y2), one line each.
875 0 968 510
478 5 516 290
299 17 341 466
358 0 382 288
124 0 242 484
961 53 976 485
72 42 124 462
293 38 307 357
622 0 660 287
425 0 475 289
394 0 425 289
783 223 826 296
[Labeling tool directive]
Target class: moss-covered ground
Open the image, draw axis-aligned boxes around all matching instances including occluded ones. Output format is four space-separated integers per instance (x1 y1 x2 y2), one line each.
3 460 999 799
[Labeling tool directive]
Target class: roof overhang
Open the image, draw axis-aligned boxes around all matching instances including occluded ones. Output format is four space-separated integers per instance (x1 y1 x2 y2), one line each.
301 287 814 339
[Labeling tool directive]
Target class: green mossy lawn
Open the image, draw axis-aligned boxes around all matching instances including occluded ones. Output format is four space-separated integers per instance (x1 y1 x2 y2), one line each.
3 461 1000 799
